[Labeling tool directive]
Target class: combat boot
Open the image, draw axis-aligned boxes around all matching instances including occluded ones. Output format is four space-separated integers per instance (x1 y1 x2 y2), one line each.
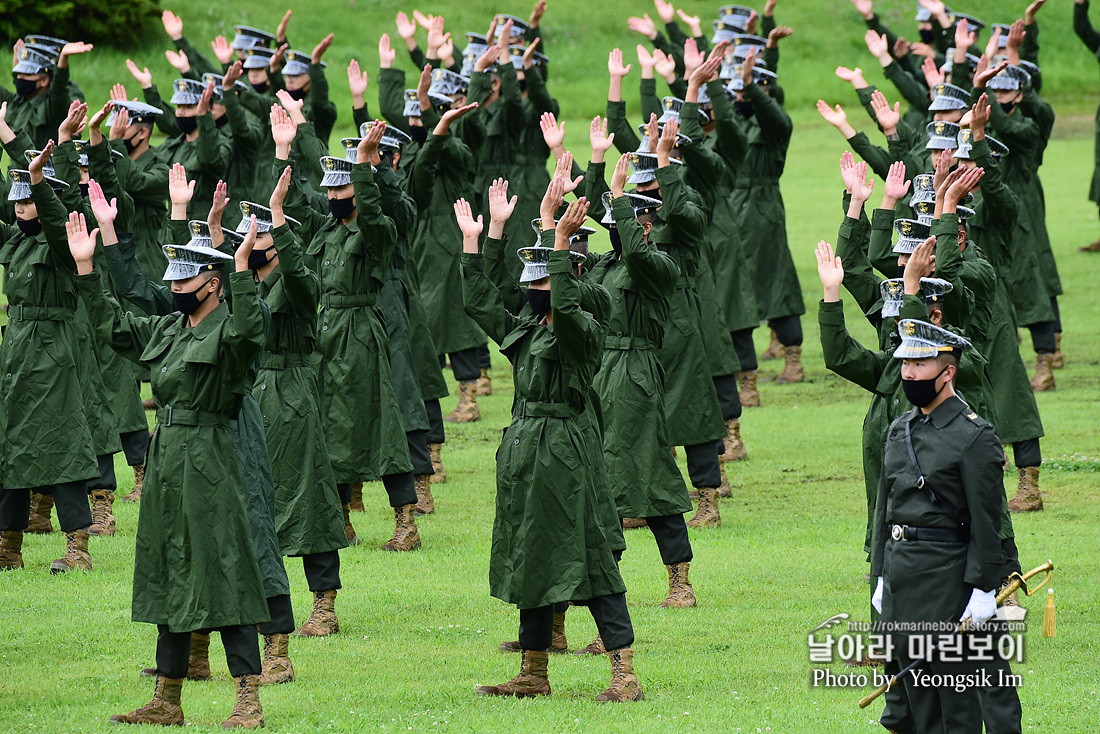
720 418 747 462
622 518 647 530
476 649 551 698
349 481 365 512
1052 333 1065 369
122 465 144 503
737 371 761 408
139 632 211 681
595 647 644 702
381 504 421 551
717 461 732 498
295 589 339 637
222 675 263 729
774 345 804 384
687 487 721 529
88 490 116 537
109 675 184 726
660 562 697 608
50 529 91 573
475 367 493 396
413 474 435 515
259 633 294 685
760 328 784 361
500 610 569 653
573 634 605 655
445 381 480 423
1030 353 1055 392
0 530 24 571
26 491 54 534
1079 237 1100 252
342 503 360 546
1008 467 1043 512
428 442 447 483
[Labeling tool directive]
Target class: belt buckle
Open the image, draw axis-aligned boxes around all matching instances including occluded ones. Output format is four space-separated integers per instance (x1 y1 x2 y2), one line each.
162 404 173 427
891 524 904 541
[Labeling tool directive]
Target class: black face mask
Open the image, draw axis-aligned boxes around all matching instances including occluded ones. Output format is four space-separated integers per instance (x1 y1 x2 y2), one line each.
17 218 42 236
518 79 528 93
328 196 355 221
214 113 229 128
122 134 140 154
919 28 936 44
77 182 90 197
999 101 1016 115
527 288 551 316
734 101 755 119
609 227 623 256
248 248 274 271
14 78 39 97
897 264 907 280
172 279 216 315
175 115 198 135
252 81 270 94
902 364 950 408
286 88 308 101
408 126 428 144
643 188 663 202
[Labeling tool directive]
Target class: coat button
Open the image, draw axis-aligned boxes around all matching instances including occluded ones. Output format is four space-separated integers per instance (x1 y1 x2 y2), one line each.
260 384 267 390
323 325 329 331
518 366 524 371
161 366 168 372
325 260 331 266
514 438 520 445
893 398 899 405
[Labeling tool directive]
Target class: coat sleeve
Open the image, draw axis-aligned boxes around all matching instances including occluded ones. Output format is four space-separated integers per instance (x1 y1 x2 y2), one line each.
88 139 136 231
306 63 338 145
835 211 880 314
611 195 678 297
639 78 661 123
352 163 398 271
194 114 231 177
654 164 706 243
818 299 888 392
377 68 412 134
270 223 319 316
868 208 899 279
74 268 165 362
707 80 748 167
102 232 175 315
960 422 1010 591
461 252 519 346
221 270 266 379
744 82 791 149
547 249 602 365
605 99 641 156
1075 1 1100 54
483 233 526 315
29 180 77 271
144 85 181 138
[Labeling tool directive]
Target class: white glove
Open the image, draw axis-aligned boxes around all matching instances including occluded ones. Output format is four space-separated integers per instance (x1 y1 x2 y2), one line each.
872 576 884 613
960 588 997 627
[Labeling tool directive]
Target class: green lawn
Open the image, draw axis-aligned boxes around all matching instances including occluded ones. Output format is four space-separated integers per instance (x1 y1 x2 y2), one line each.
2 0 1100 731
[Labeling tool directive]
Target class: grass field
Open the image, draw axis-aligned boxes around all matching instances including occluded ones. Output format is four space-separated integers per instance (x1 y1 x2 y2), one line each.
1 0 1099 732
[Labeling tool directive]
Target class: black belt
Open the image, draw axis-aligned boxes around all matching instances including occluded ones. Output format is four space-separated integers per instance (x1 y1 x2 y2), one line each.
156 406 230 428
9 304 75 322
890 524 967 543
513 399 575 419
321 294 375 308
258 352 311 370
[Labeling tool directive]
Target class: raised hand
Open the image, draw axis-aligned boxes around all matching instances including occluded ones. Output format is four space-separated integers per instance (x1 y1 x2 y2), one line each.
270 165 292 213
636 44 657 78
870 89 900 135
435 101 479 135
165 48 190 74
110 83 129 101
740 47 757 86
395 11 417 42
474 45 501 73
590 115 616 164
653 49 676 83
973 58 1008 90
27 140 54 184
816 100 855 138
954 18 975 53
834 66 867 88
312 33 334 65
426 15 448 55
66 211 99 273
540 175 566 227
970 92 991 138
109 106 130 142
87 180 117 232
161 10 184 40
223 60 244 90
58 42 93 68
815 240 844 299
58 99 88 142
627 13 658 41
125 59 153 89
530 0 547 28
235 216 258 273
453 198 484 243
488 177 518 227
208 179 230 232
656 116 679 163
903 236 936 291
767 25 793 48
348 59 369 102
168 162 195 206
357 119 386 164
276 9 293 43
850 0 874 20
211 35 233 65
883 160 911 204
522 38 541 69
608 48 632 78
921 57 944 88
1025 0 1045 24
892 37 910 58
654 0 676 24
645 112 659 154
864 29 890 64
850 160 874 203
539 111 565 153
275 88 306 123
195 82 215 117
839 149 856 192
555 196 590 247
270 44 288 73
932 144 954 192
945 166 984 207
683 38 704 77
88 101 112 144
554 151 584 193
676 9 703 37
610 152 631 197
379 34 396 69
1007 19 1025 52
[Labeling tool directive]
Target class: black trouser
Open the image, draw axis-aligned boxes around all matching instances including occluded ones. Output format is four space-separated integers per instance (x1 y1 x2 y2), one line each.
1011 439 1041 469
120 429 151 467
1051 297 1062 335
440 346 480 382
1001 536 1021 578
156 624 260 678
879 656 916 734
258 594 294 636
302 550 341 591
86 454 117 493
731 329 758 372
476 344 492 370
337 474 416 509
407 429 434 476
0 481 91 532
683 441 722 489
519 592 633 651
424 399 445 445
712 374 742 421
1028 321 1056 354
768 314 803 347
640 514 693 565
979 621 1024 734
